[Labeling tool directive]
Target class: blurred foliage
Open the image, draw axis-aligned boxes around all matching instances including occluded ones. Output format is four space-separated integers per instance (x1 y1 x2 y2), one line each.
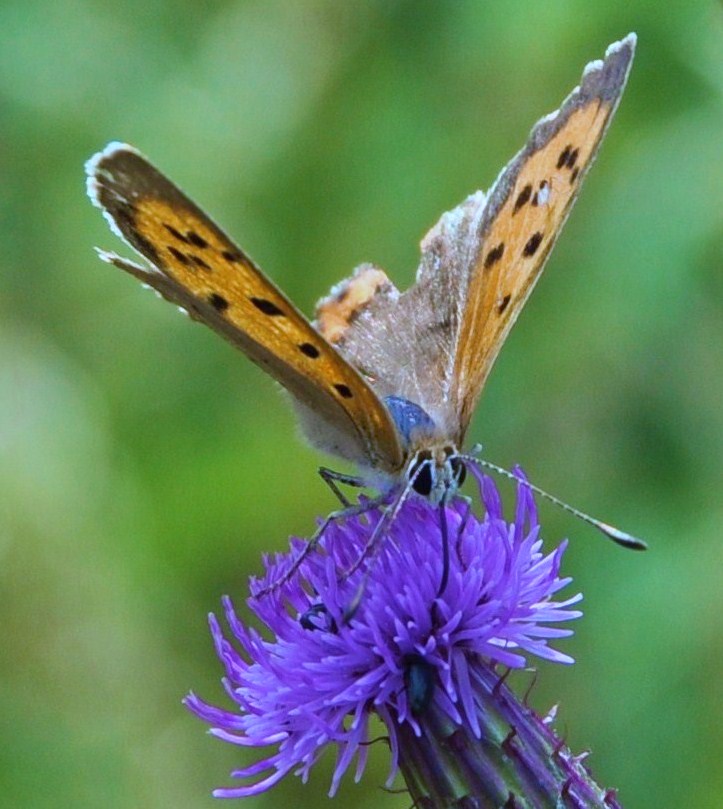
1 1 721 807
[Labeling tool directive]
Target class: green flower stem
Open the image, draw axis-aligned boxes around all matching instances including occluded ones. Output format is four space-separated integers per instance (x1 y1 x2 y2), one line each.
395 664 622 809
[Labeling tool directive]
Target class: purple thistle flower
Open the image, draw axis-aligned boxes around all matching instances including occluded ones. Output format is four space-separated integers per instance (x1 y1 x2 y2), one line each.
186 470 621 805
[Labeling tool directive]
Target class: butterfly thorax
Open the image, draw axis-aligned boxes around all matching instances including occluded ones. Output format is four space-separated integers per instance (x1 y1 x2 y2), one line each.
384 395 465 504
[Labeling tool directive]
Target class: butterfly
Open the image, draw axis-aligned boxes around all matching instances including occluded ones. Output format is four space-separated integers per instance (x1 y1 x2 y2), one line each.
86 34 644 559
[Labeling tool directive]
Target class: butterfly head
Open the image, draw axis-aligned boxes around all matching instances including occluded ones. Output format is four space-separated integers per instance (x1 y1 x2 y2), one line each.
406 445 466 504
382 395 465 503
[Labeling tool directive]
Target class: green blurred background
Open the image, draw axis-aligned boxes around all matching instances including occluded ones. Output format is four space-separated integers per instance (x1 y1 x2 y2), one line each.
1 1 721 806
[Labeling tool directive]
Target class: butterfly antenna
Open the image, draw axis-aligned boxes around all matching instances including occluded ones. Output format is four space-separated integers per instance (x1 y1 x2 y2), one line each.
461 455 647 551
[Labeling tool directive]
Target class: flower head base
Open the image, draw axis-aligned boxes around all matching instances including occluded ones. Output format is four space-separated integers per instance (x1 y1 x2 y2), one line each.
185 470 582 799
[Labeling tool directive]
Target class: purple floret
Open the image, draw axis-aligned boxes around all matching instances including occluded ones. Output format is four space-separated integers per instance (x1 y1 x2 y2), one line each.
185 469 582 798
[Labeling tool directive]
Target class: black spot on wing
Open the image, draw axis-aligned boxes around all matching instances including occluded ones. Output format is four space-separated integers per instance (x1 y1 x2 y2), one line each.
113 206 163 266
168 246 191 266
498 294 511 314
334 384 353 399
209 293 229 312
513 184 532 214
426 314 452 335
484 242 505 269
299 342 320 358
566 148 579 169
221 249 244 263
347 306 364 326
186 231 209 249
189 254 211 271
250 297 284 316
164 223 189 244
523 232 543 257
570 167 580 184
557 145 572 170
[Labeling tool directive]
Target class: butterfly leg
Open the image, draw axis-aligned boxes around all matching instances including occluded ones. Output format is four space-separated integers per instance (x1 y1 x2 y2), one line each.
341 508 394 622
341 486 415 621
254 495 387 598
318 466 367 508
437 503 450 598
342 460 444 620
345 491 473 620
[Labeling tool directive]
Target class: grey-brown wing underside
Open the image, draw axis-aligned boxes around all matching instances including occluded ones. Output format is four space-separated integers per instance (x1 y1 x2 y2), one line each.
315 35 636 445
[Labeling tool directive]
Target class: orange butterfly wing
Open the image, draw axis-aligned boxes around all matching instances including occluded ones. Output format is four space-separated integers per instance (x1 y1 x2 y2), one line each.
450 35 636 439
86 144 403 473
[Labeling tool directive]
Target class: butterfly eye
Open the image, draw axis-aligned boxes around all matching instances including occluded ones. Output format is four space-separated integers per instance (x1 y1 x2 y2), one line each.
450 457 466 487
410 461 433 497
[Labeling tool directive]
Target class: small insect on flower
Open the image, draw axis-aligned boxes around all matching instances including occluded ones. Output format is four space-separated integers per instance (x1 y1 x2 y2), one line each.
185 471 584 799
403 654 437 716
